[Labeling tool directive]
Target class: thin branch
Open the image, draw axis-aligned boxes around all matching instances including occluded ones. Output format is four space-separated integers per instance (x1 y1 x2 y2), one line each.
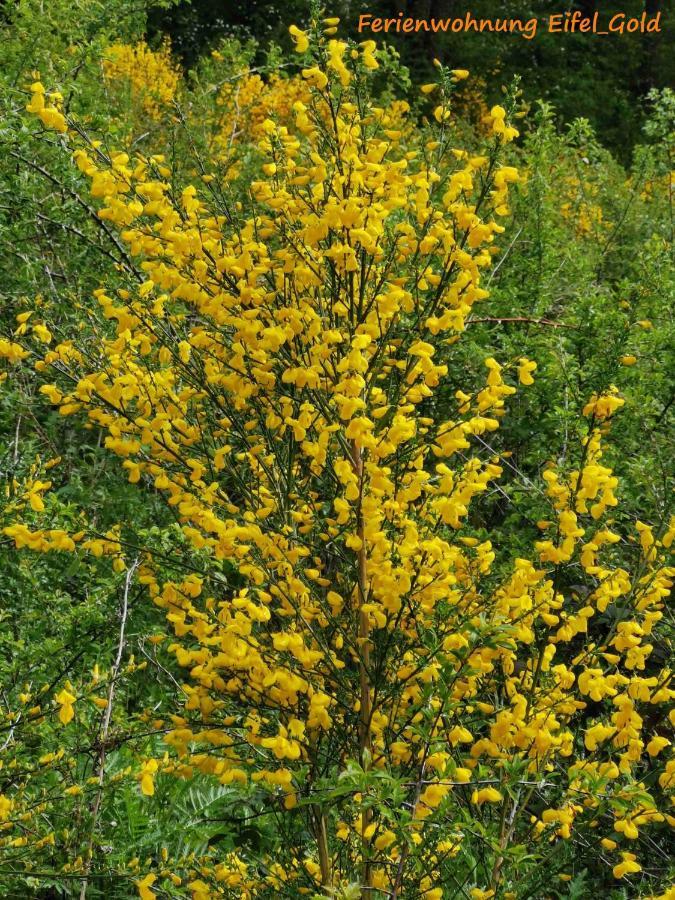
466 316 577 329
79 558 139 900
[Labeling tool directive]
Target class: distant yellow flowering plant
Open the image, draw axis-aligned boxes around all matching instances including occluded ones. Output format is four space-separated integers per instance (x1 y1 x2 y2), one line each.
102 40 180 121
7 13 674 900
209 71 311 165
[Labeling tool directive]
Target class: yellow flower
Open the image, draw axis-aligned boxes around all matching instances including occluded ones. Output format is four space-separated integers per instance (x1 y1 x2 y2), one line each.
471 787 503 804
614 817 639 840
302 67 328 90
25 81 45 113
583 387 625 420
289 24 309 53
518 357 537 385
612 852 641 879
139 759 159 796
374 829 396 850
135 873 157 900
32 323 52 344
0 795 13 821
328 39 351 86
646 735 670 757
361 40 378 69
55 687 76 725
0 339 29 363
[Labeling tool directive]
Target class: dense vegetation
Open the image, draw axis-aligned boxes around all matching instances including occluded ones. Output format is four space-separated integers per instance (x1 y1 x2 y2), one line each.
147 0 674 157
0 1 673 898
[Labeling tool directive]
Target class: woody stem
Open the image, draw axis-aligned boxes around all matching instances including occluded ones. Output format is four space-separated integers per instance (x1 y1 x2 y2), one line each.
351 439 373 893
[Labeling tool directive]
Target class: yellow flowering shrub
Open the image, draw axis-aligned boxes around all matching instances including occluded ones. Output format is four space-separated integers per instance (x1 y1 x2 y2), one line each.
9 15 674 900
102 40 180 121
560 174 608 237
213 71 311 151
206 65 413 175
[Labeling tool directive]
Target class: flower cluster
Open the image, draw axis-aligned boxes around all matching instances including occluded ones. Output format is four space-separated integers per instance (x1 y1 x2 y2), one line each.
102 40 180 121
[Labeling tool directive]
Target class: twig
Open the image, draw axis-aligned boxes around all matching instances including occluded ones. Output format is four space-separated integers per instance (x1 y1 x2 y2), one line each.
79 558 139 900
0 726 15 753
9 150 142 282
486 226 522 285
466 316 576 329
209 62 295 94
12 415 21 466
